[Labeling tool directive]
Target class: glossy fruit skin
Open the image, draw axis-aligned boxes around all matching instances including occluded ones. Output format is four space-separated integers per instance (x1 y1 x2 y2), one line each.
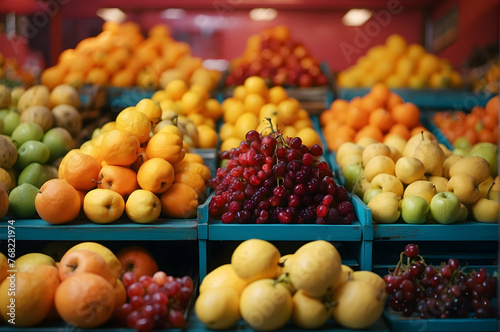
117 246 159 279
429 192 461 224
401 196 430 224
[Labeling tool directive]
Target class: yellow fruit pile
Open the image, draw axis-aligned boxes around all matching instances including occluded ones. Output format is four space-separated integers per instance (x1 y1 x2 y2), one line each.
41 22 220 91
151 79 220 149
219 76 322 151
34 101 212 225
195 239 386 331
337 34 462 89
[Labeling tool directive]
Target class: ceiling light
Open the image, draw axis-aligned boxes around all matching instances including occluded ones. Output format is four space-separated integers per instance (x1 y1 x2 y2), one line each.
249 8 278 21
342 9 372 26
96 8 127 23
161 8 186 20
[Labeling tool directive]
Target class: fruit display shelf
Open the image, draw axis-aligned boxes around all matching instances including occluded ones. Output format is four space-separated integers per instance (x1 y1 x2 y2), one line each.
383 308 498 332
185 314 391 332
336 88 495 110
197 192 372 280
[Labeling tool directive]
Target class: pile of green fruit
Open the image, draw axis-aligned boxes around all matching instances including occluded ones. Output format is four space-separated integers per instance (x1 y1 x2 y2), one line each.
0 83 83 219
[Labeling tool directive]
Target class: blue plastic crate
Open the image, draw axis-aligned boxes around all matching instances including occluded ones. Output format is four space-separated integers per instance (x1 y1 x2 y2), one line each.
105 86 155 109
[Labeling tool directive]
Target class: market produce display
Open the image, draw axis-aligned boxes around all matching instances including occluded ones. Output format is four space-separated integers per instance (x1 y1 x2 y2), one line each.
219 75 322 152
337 34 463 89
41 22 220 91
433 95 498 147
208 124 356 224
384 243 497 319
224 25 329 88
336 130 498 224
195 239 386 330
320 83 425 151
0 84 81 219
0 54 36 87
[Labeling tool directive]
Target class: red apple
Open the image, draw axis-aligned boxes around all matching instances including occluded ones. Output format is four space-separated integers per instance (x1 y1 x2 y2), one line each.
116 246 159 280
315 73 329 86
273 72 288 86
292 44 308 59
308 65 321 78
287 70 299 86
298 73 313 88
59 249 117 287
286 55 300 70
269 54 284 69
300 56 316 70
279 45 291 58
248 61 264 76
261 49 274 61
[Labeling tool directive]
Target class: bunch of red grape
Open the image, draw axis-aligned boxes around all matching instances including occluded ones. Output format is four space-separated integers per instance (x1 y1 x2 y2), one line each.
207 128 356 224
384 244 498 319
113 271 194 332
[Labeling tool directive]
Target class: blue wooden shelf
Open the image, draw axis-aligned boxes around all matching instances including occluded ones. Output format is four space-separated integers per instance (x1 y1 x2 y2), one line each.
337 88 495 110
186 314 391 332
383 309 498 332
106 86 155 109
0 216 198 241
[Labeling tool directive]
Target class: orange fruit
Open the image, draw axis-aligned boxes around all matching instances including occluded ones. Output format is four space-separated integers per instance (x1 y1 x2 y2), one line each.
174 171 206 197
41 66 66 90
360 95 383 113
113 279 127 308
268 86 288 105
57 149 80 180
392 102 420 129
320 110 335 126
115 108 152 144
69 54 93 73
55 273 116 328
101 129 141 166
477 128 496 144
346 105 369 130
135 98 162 124
354 125 384 143
146 132 185 165
110 69 136 87
86 67 109 85
130 146 148 173
386 93 404 112
387 123 411 141
205 98 223 119
481 114 497 131
180 91 204 114
63 152 101 191
137 158 175 194
485 96 499 119
183 153 205 164
63 71 86 89
160 183 198 219
174 161 211 181
97 165 138 198
35 179 81 225
244 76 269 96
327 134 352 152
369 108 394 133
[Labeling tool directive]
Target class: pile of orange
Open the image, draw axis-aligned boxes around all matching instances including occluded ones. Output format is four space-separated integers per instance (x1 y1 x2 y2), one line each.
35 102 212 225
433 95 498 145
320 83 425 151
218 76 323 151
41 22 220 91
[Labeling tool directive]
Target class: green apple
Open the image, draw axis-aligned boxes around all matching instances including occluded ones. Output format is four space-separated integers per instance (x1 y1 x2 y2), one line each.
363 187 382 204
14 253 56 272
2 110 20 136
429 191 461 225
0 109 10 120
342 162 363 193
469 142 497 178
16 140 51 169
400 196 430 224
453 136 472 151
11 122 44 146
457 203 468 223
18 162 52 188
42 127 75 163
8 183 39 218
452 148 469 157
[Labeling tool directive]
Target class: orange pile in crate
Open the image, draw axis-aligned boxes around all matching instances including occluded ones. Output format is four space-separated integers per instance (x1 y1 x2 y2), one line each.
433 95 499 147
320 83 425 151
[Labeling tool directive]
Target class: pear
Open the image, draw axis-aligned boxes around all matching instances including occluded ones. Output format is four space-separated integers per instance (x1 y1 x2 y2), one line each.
363 155 395 182
361 143 391 167
403 180 437 203
412 133 445 176
447 173 480 205
370 173 404 197
403 131 436 157
367 192 401 224
443 154 463 179
336 142 364 165
427 176 449 193
448 156 490 185
395 156 426 185
439 143 452 157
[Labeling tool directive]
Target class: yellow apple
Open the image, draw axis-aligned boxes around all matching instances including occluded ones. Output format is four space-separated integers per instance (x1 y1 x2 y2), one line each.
14 253 56 272
388 145 402 163
338 154 362 170
363 155 395 182
336 142 364 165
403 180 437 204
449 156 491 185
427 176 449 193
367 192 401 224
370 173 404 197
447 173 480 205
65 242 121 279
83 188 125 224
395 156 426 185
443 154 463 179
362 143 392 167
125 189 161 223
478 178 498 200
356 136 378 148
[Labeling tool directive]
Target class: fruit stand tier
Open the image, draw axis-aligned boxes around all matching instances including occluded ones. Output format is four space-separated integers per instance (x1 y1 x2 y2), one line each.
0 218 198 241
336 88 495 110
383 309 498 332
0 321 184 332
185 315 391 332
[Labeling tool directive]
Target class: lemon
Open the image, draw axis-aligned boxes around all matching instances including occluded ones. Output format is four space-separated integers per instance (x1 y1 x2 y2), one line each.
195 287 240 330
231 239 280 283
135 98 162 124
199 264 247 294
125 189 161 223
234 112 259 141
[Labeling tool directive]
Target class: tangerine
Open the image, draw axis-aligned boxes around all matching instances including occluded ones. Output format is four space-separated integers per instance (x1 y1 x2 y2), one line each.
100 129 141 166
97 165 138 197
392 102 420 129
137 158 175 194
63 152 101 191
369 108 394 133
160 183 198 219
35 179 81 224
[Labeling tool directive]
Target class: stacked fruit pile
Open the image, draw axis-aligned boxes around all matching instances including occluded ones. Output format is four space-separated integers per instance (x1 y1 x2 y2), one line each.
321 83 425 151
0 242 193 331
148 79 221 149
209 126 356 224
0 84 83 219
224 25 329 88
41 22 220 91
384 244 497 319
32 100 211 225
219 76 322 152
337 34 462 89
195 239 386 330
337 130 498 224
433 95 498 147
0 54 36 87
